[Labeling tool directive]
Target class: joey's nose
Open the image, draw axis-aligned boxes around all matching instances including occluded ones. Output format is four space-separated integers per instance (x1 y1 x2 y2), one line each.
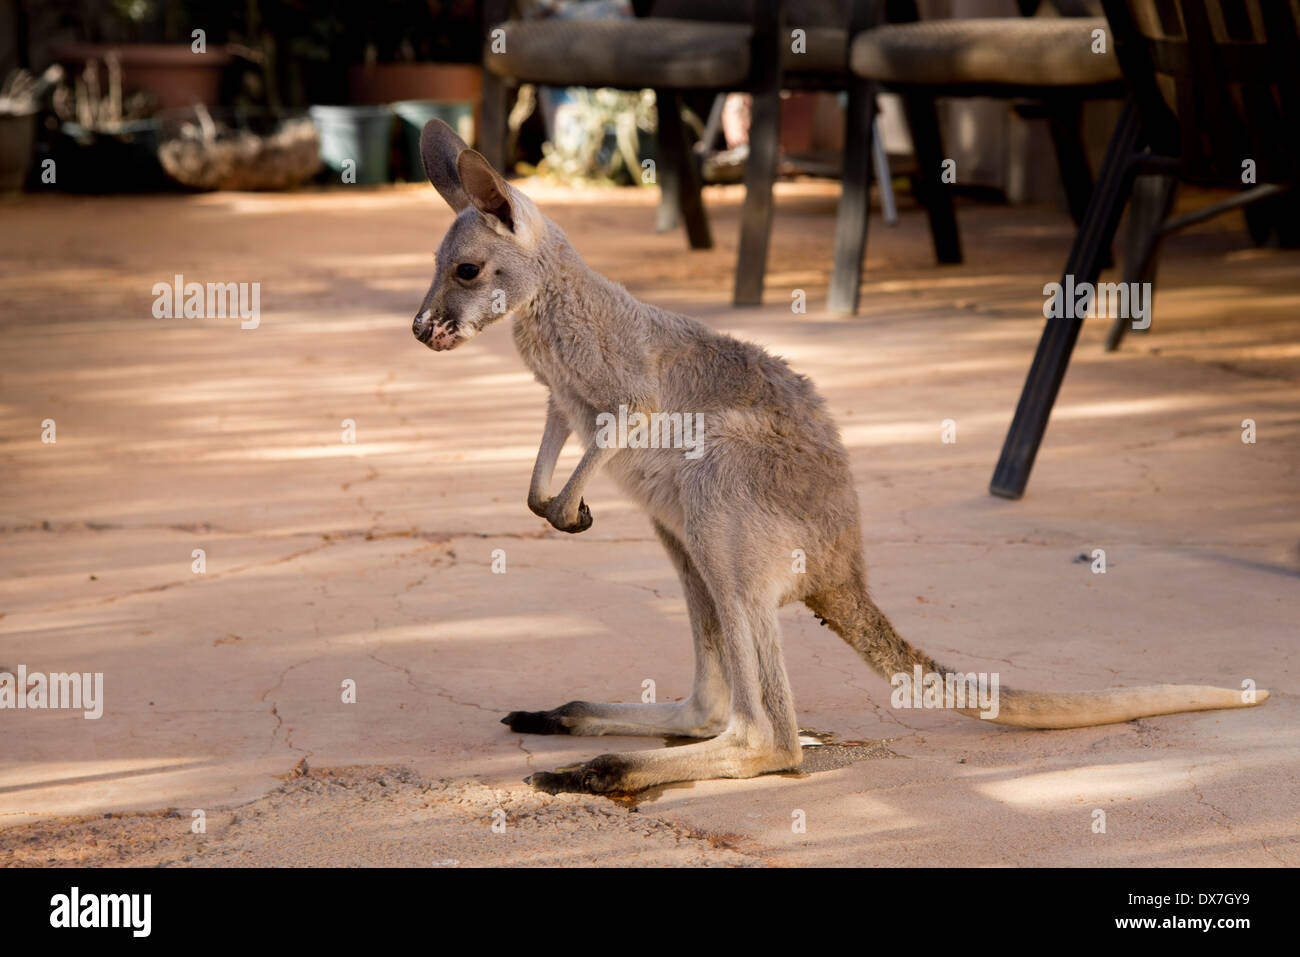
413 310 434 342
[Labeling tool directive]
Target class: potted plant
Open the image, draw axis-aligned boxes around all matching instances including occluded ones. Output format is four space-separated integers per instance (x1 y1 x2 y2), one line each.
345 0 482 180
50 55 171 192
50 1 234 110
225 1 482 184
219 0 393 184
534 88 657 188
0 67 62 194
345 0 482 106
157 104 321 191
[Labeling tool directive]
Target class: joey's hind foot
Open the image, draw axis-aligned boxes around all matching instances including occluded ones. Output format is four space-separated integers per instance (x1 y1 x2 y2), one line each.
501 705 577 735
526 753 631 795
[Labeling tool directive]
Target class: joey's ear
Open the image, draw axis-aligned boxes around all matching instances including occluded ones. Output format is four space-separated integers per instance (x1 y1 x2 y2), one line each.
420 118 471 212
456 148 545 247
456 149 515 232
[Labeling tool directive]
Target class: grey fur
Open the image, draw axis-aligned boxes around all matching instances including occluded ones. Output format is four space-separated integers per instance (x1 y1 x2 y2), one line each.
410 119 1268 795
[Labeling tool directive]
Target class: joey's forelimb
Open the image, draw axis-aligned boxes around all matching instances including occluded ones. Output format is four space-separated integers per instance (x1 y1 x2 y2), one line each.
526 396 617 534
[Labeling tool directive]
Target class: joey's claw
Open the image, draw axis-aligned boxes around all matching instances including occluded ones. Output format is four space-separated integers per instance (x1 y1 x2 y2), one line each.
568 499 593 533
546 497 593 533
525 770 573 794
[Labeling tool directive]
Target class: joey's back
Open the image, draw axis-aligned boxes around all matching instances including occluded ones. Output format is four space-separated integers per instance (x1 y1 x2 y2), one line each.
515 221 844 444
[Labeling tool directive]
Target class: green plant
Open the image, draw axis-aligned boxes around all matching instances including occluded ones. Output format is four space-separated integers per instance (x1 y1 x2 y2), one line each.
536 88 656 187
0 66 64 116
52 56 156 130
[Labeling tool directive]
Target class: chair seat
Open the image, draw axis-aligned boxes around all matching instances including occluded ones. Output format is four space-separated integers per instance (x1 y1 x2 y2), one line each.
486 19 752 89
787 27 851 76
851 17 1121 90
486 18 848 90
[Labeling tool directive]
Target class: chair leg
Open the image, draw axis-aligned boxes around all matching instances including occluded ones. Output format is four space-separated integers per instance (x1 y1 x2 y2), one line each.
1105 172 1177 352
655 90 711 248
479 71 509 173
733 86 782 306
901 92 962 265
829 77 878 315
873 119 899 226
1244 187 1300 248
656 179 681 234
1047 100 1095 227
655 90 682 235
1048 98 1114 270
989 101 1143 500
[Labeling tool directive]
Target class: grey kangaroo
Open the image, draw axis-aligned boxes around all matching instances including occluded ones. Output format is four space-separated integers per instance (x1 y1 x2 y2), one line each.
410 119 1267 795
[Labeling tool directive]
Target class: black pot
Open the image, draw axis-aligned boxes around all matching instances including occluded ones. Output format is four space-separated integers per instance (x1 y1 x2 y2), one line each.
52 119 175 193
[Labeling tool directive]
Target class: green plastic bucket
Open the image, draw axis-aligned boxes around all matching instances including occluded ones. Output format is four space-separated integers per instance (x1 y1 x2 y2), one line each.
391 100 474 181
308 105 393 185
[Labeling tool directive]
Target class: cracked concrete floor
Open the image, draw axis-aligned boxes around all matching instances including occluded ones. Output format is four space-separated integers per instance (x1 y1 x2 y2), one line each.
1 180 1297 866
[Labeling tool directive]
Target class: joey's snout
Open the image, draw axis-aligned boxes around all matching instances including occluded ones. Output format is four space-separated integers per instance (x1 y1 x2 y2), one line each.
412 308 462 352
412 311 433 342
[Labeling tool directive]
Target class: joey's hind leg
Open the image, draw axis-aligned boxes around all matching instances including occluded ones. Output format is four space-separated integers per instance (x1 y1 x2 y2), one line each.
502 521 729 738
529 595 802 794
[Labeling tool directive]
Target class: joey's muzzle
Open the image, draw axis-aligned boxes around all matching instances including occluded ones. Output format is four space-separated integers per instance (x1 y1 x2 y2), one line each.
412 308 462 351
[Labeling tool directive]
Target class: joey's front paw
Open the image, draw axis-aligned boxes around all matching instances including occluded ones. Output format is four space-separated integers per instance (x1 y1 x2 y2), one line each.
546 497 593 534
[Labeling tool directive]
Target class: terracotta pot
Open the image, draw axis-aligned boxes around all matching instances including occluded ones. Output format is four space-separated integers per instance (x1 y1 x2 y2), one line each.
348 63 482 147
52 43 233 109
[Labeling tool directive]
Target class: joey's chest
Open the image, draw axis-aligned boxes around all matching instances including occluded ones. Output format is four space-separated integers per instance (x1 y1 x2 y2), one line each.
512 317 563 385
512 318 600 432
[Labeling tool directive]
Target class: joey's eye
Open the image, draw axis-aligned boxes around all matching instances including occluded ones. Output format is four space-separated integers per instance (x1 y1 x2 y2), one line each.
456 263 481 281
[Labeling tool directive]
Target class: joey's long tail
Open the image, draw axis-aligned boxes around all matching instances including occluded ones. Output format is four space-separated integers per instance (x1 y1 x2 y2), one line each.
805 586 1267 729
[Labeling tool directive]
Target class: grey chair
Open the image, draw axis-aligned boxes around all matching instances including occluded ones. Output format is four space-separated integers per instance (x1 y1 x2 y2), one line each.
479 0 906 306
829 0 1128 315
990 0 1300 499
